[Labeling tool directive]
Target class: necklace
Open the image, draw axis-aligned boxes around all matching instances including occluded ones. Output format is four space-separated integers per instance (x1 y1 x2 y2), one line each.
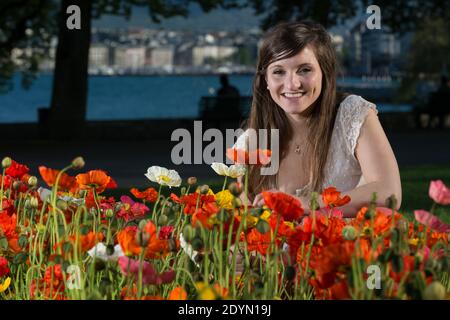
295 145 301 154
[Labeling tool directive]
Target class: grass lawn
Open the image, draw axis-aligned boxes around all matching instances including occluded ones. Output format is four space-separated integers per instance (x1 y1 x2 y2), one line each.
104 164 450 224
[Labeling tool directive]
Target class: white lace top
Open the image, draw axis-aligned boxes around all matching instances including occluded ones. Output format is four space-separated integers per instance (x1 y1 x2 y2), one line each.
233 95 378 196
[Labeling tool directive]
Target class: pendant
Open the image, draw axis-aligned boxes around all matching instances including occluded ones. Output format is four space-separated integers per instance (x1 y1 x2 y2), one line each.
295 145 301 154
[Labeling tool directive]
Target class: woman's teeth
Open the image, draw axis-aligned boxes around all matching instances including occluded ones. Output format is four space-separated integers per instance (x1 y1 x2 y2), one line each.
283 92 305 98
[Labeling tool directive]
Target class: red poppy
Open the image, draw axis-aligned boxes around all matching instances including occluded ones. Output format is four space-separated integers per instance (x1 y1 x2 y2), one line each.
309 241 354 289
130 187 158 203
321 187 351 208
39 166 78 193
262 191 304 221
171 192 218 216
0 256 9 277
246 228 273 256
0 175 11 189
5 160 29 179
226 148 271 165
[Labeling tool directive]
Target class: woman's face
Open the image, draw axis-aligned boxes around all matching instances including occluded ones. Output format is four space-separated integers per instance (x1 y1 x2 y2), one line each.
265 45 323 116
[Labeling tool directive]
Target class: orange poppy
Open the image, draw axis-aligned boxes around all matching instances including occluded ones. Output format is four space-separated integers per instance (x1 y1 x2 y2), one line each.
69 231 104 252
168 286 188 300
130 187 158 202
75 170 112 193
226 148 271 165
352 207 402 236
321 187 351 208
118 222 172 259
39 166 78 193
117 226 142 257
262 191 304 222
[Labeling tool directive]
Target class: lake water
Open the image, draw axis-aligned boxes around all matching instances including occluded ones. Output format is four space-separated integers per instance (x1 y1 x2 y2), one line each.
0 74 412 123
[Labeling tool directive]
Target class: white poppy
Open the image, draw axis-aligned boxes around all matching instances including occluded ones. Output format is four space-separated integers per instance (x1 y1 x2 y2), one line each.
87 242 124 262
145 166 181 188
179 233 200 268
211 162 246 178
37 187 84 206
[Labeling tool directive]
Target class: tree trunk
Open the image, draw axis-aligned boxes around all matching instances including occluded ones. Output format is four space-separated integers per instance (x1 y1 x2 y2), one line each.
48 0 91 139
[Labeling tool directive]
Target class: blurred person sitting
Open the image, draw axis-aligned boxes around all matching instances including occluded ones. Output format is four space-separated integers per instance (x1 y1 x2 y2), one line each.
216 74 241 119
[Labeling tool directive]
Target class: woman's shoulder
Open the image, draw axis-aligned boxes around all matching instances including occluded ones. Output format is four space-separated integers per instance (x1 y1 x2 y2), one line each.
339 94 377 111
334 94 378 156
337 94 378 116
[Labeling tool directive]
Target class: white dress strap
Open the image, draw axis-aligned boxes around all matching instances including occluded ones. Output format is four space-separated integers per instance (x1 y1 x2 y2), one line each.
338 95 378 158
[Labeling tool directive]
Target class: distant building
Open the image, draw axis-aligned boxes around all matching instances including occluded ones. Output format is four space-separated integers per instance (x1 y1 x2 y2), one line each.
89 44 110 67
114 46 146 70
148 46 174 67
192 45 238 66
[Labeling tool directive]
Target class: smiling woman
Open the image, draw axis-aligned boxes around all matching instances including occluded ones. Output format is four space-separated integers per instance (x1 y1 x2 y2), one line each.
236 21 402 218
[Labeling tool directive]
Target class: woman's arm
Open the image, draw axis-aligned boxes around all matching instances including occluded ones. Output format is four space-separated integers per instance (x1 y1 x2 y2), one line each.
330 108 402 218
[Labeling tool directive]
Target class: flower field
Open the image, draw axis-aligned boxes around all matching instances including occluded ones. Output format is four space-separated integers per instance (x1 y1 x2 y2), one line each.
0 155 449 300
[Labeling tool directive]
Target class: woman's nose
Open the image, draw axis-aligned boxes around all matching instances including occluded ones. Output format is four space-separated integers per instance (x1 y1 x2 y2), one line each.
284 73 301 90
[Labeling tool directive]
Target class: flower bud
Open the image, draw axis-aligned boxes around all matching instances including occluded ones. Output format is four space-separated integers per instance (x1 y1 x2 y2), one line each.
24 199 32 209
27 176 38 187
138 219 148 230
56 199 68 211
423 281 446 300
187 177 197 186
135 229 150 247
385 194 397 210
157 214 168 226
256 219 270 234
71 156 85 169
182 225 195 242
30 197 39 209
228 182 242 197
232 197 242 208
342 226 357 241
199 185 210 195
1 157 12 169
396 219 409 234
105 208 114 218
12 181 22 190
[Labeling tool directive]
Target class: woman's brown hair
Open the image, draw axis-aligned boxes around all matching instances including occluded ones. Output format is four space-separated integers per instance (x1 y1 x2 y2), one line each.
246 20 346 199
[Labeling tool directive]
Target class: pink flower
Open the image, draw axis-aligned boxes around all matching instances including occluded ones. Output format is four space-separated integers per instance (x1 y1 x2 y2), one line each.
429 180 450 205
414 210 450 233
117 196 150 222
159 226 174 240
118 256 176 285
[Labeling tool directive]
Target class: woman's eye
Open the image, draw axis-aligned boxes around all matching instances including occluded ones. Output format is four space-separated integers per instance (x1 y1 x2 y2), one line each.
273 70 285 75
298 68 311 74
